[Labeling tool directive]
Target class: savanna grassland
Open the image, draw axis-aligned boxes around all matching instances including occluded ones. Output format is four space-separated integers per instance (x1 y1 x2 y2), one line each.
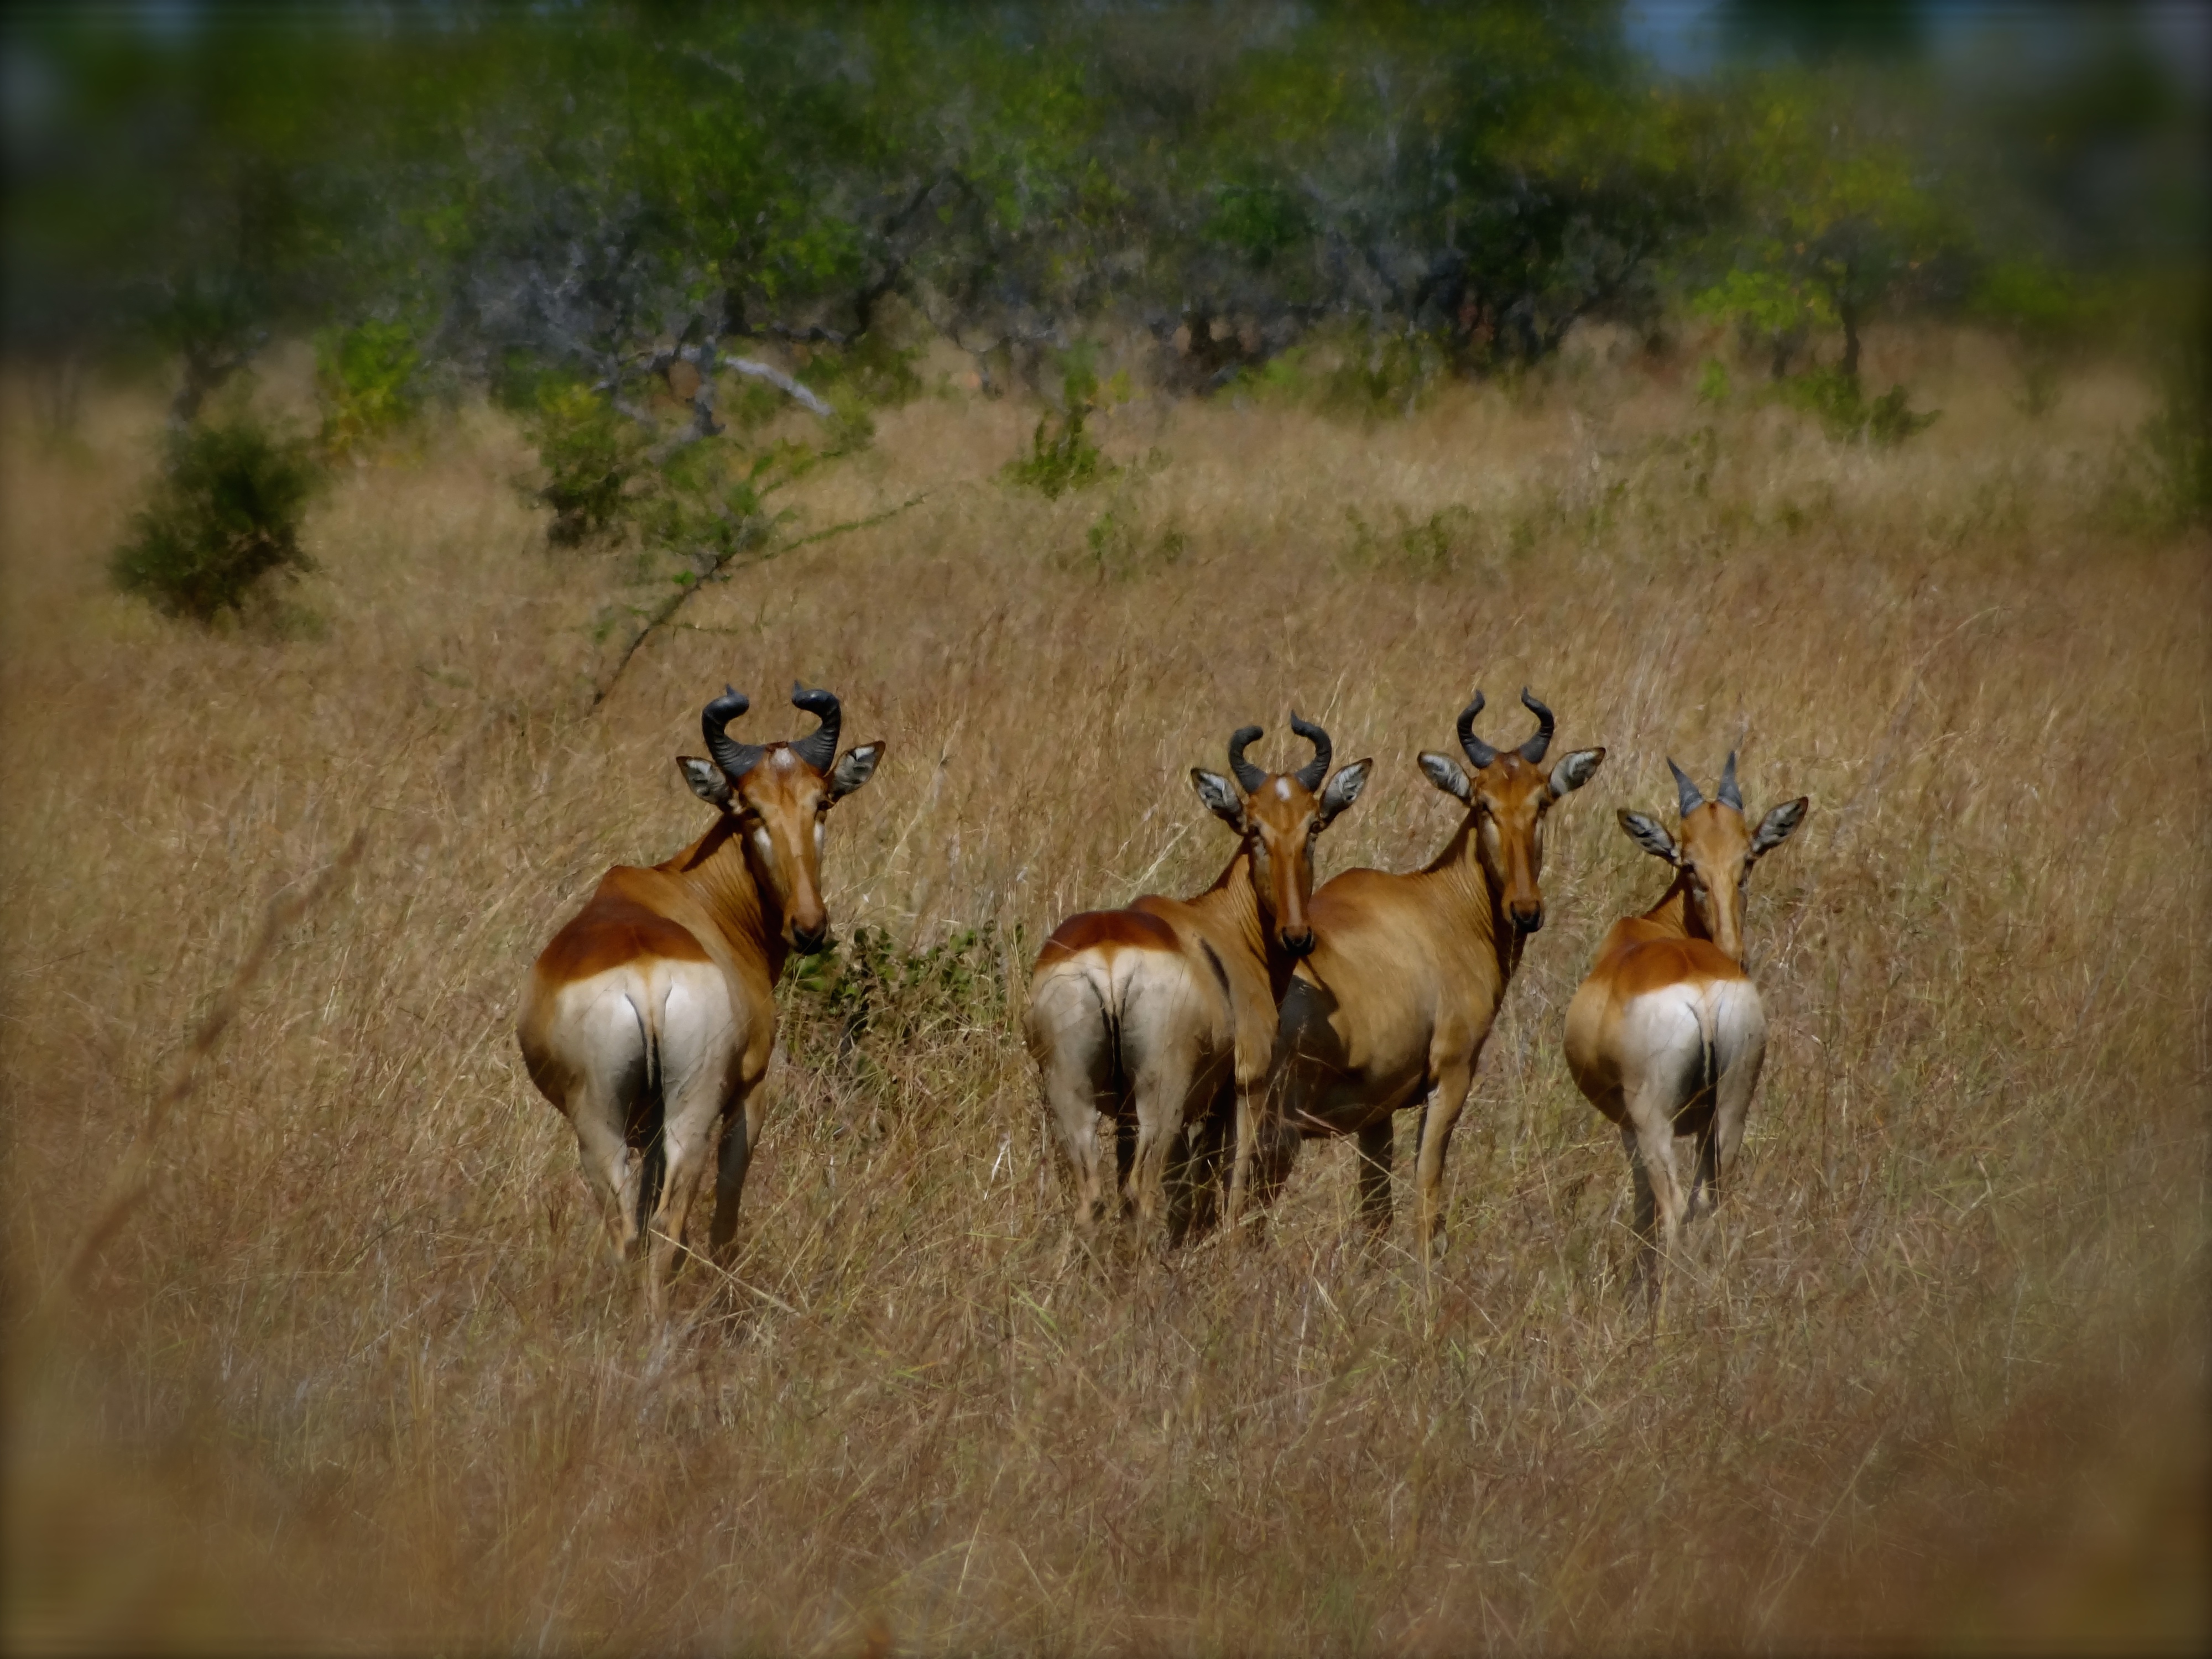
4 330 2206 1653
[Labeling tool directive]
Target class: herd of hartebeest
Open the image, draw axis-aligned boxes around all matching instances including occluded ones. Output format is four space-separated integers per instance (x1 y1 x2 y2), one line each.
520 682 1807 1315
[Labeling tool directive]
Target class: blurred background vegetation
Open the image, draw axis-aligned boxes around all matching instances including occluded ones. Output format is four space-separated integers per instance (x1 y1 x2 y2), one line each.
5 1 2203 395
2 0 2205 605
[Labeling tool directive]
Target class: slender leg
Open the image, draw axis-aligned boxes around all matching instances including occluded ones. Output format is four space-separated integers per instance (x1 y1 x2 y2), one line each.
570 1112 638 1266
644 1129 700 1321
1687 1123 1719 1223
1412 1061 1475 1271
1619 1120 1657 1295
1126 1035 1199 1253
1711 1025 1767 1197
1127 1119 1171 1248
1025 974 1117 1249
1228 1083 1256 1233
1625 1087 1690 1310
1171 1092 1230 1244
1354 1118 1394 1236
708 1084 768 1260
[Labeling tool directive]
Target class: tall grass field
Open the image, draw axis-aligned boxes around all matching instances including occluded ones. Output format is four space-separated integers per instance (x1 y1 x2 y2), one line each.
4 329 2205 1651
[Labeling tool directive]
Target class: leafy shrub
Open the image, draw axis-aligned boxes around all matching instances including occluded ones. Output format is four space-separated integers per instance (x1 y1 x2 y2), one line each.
1079 507 1186 581
795 332 925 410
782 923 1014 1082
1864 383 1941 446
1318 328 1451 421
1342 503 1480 575
111 419 321 623
637 441 794 568
1782 367 1939 447
1695 357 1731 406
1694 267 1831 379
314 320 422 456
2109 356 2211 534
526 380 644 545
1005 358 1112 498
1971 259 2099 418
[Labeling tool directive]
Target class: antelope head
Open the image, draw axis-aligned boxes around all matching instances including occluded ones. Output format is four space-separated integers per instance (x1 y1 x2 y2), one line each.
677 682 885 953
1418 687 1606 935
1618 752 1808 963
1191 714 1373 957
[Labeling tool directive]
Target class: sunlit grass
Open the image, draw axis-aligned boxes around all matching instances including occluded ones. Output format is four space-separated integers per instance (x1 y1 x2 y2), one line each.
3 326 2204 1652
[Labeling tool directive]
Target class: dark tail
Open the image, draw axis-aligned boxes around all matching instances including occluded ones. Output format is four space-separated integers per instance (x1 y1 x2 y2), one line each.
1696 1003 1718 1108
629 1000 667 1239
1101 998 1126 1107
1097 984 1136 1203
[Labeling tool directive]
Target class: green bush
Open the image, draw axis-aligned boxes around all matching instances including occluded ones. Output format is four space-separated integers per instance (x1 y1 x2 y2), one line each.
794 332 925 410
2111 356 2211 534
1317 328 1451 422
111 419 321 623
1782 367 1939 447
314 320 423 456
526 380 644 545
1005 357 1112 498
1971 259 2100 418
637 442 792 567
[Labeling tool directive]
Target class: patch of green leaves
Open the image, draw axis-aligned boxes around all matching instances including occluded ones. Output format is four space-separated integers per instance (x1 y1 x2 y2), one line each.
1781 367 1939 446
782 923 1014 1065
111 418 322 624
1005 353 1114 498
314 320 424 457
1342 503 1480 575
2107 356 2211 535
525 380 645 546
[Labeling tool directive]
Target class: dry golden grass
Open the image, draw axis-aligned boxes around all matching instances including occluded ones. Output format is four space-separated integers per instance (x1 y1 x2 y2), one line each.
3 329 2206 1653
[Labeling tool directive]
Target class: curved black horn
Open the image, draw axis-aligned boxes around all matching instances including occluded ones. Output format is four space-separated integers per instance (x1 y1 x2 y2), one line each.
1227 726 1266 795
1457 691 1497 770
1717 750 1743 812
1667 757 1704 818
789 682 841 773
1289 711 1332 794
703 686 763 780
1517 686 1555 764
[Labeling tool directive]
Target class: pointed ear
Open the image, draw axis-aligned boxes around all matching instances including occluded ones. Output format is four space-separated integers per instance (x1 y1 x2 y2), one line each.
1618 807 1678 864
1548 747 1605 797
679 755 732 810
1190 767 1246 831
827 741 884 802
1316 757 1373 827
1418 750 1473 804
1750 796 1809 859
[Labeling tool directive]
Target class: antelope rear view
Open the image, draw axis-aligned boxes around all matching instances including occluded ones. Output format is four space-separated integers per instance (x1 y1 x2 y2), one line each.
517 683 884 1317
1563 752 1807 1294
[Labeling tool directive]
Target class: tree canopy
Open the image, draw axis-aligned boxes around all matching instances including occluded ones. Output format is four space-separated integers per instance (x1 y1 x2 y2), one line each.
2 1 2199 403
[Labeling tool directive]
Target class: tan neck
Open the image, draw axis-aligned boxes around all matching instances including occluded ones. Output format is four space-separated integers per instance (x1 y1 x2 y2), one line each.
1188 844 1297 997
1639 874 1700 942
1421 818 1521 981
664 820 789 979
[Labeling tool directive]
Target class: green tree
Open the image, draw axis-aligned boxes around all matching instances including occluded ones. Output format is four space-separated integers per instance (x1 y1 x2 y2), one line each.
1697 71 1959 389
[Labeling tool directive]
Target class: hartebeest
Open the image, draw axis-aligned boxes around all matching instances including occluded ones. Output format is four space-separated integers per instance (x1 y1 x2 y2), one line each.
1264 690 1605 1265
1563 753 1806 1287
1022 717 1372 1250
518 684 883 1314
